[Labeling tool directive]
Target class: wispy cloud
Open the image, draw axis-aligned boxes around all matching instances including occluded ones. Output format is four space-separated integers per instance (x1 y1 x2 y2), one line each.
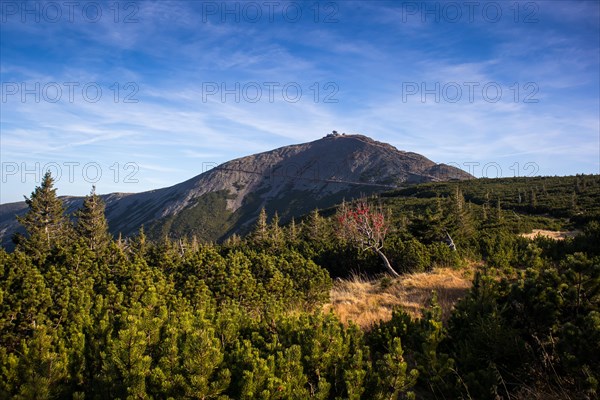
1 0 598 202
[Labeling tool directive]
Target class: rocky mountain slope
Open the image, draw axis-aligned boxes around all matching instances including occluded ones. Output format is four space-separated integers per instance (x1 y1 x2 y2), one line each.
0 134 472 246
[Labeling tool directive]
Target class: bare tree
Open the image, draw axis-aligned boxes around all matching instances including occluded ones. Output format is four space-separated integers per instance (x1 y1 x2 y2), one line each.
338 200 400 277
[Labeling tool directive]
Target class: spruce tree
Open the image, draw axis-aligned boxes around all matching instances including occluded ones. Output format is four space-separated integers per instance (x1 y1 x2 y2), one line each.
75 186 111 252
16 171 71 259
303 208 330 247
268 211 284 247
529 189 537 210
251 207 268 244
287 217 299 246
496 198 503 223
129 226 148 259
449 186 474 243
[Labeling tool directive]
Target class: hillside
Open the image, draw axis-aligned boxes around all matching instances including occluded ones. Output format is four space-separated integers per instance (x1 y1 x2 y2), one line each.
0 134 471 248
1 170 598 399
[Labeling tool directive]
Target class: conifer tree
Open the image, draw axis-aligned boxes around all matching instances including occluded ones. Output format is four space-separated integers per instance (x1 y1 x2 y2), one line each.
252 207 269 243
571 191 578 211
287 217 298 245
411 197 445 244
269 211 284 247
375 337 418 399
415 293 455 396
449 186 473 243
129 226 148 258
75 186 111 252
16 171 72 259
225 233 242 247
303 208 332 251
529 189 537 210
496 198 503 223
8 325 69 399
305 209 325 241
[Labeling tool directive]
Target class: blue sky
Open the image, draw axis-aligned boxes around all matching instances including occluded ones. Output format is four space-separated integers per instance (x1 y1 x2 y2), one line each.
1 0 599 203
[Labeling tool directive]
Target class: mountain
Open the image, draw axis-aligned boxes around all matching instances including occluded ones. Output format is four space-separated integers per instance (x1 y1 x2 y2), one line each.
0 134 472 247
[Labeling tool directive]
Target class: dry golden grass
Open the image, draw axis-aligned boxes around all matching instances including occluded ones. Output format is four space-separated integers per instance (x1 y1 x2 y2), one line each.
520 229 579 240
325 267 474 329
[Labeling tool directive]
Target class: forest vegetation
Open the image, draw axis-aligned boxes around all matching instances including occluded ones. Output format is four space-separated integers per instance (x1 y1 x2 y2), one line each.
1 172 599 399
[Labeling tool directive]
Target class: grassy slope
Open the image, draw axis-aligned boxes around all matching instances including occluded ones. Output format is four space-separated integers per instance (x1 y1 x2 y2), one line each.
324 174 600 328
326 267 474 329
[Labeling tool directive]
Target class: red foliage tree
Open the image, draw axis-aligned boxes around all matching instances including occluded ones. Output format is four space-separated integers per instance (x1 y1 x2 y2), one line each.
338 201 400 277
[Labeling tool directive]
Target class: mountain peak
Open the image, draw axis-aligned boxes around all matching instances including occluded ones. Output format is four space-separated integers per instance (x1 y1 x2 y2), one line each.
321 132 383 144
0 134 471 247
318 132 407 153
102 134 472 239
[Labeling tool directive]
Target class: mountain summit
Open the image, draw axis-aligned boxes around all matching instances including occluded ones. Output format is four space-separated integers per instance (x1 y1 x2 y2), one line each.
0 134 471 245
